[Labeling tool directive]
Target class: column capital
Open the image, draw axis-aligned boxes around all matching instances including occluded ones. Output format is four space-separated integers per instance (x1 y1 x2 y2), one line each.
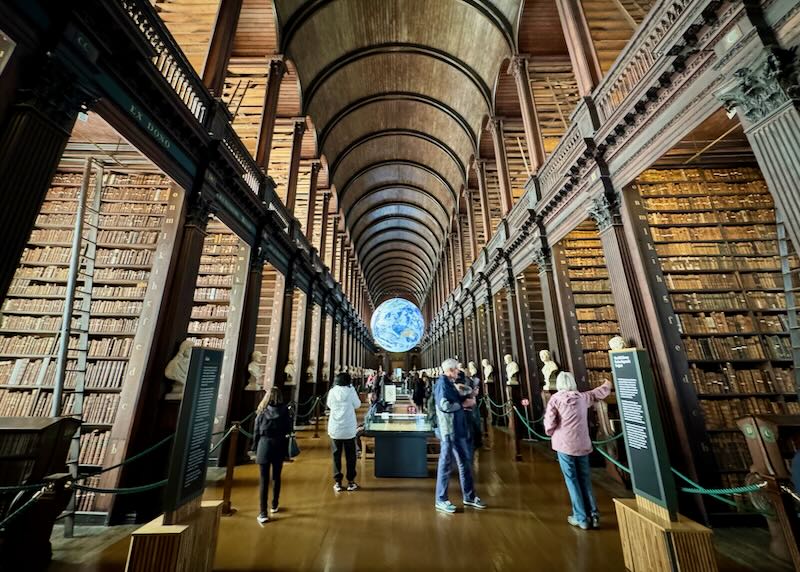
532 246 552 272
587 191 620 232
309 159 322 174
486 115 503 135
717 49 799 126
184 192 214 229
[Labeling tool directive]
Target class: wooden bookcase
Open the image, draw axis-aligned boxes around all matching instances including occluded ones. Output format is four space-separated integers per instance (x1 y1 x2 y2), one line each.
554 221 622 389
254 263 280 392
189 219 249 458
631 166 800 505
0 170 184 520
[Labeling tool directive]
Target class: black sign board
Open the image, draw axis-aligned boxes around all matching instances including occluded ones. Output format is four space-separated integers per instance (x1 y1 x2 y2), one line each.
163 348 223 513
610 348 678 519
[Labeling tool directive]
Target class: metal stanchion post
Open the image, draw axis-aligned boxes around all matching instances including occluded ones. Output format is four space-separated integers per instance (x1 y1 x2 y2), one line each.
313 398 321 438
222 423 239 516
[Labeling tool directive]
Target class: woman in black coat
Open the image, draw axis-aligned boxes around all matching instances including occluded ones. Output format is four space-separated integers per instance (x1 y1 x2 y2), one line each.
252 387 292 524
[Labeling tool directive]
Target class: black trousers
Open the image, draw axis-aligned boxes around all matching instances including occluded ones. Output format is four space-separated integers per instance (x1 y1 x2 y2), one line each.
331 438 357 484
259 458 283 513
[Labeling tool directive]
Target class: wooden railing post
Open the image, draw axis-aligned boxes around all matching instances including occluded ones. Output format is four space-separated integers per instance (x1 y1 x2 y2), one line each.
221 423 240 516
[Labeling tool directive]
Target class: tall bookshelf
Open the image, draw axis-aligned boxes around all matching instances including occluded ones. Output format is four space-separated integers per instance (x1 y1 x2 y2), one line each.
632 166 800 498
0 169 182 520
189 219 248 456
554 221 622 388
254 264 281 392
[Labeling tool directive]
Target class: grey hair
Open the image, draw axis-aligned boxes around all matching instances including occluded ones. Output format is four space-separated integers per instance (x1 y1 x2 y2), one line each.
556 371 578 392
441 358 460 372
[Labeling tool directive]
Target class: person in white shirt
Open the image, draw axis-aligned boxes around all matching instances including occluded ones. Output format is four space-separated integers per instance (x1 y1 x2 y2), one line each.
326 371 362 492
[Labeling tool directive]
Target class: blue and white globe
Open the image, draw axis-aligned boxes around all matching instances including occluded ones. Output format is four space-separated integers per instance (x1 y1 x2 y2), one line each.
370 298 425 353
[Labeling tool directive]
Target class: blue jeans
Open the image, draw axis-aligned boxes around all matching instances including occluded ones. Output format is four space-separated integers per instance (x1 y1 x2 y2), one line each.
435 436 475 503
556 452 598 524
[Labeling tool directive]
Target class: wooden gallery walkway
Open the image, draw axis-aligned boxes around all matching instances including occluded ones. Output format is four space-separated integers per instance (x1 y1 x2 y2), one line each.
49 426 779 571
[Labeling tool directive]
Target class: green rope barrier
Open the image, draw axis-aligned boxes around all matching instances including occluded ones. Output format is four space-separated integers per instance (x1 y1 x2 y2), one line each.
594 445 632 475
680 483 766 495
239 427 254 439
0 482 47 493
512 407 551 440
484 395 505 408
670 467 742 507
591 432 625 445
72 479 167 494
0 487 45 530
90 433 174 476
209 427 234 454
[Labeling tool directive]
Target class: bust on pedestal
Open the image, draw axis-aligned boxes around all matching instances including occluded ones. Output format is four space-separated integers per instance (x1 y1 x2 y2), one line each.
467 361 478 377
164 340 193 400
245 351 263 391
539 349 559 391
306 360 315 383
504 354 519 386
284 359 295 385
481 359 494 383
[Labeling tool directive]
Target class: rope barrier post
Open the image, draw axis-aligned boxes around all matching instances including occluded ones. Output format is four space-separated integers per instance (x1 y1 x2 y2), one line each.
313 397 321 439
221 422 240 516
506 386 522 462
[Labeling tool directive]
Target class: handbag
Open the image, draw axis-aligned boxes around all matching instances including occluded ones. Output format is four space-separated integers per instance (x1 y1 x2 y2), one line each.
288 433 301 458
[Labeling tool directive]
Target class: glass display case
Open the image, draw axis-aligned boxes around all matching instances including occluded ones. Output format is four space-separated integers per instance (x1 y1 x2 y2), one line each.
365 412 432 433
364 412 434 478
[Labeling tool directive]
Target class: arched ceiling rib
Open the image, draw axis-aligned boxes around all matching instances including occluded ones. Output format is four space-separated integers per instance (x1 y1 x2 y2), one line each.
276 0 521 309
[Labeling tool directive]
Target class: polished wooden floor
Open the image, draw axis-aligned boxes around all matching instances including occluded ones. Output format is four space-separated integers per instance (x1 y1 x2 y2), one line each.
49 426 786 572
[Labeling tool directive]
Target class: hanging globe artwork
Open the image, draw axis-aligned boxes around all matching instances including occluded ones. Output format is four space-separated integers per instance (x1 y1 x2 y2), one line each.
370 298 425 353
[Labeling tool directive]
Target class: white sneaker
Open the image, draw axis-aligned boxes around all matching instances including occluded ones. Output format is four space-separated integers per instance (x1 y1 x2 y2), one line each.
333 483 344 493
271 506 279 514
256 513 269 524
347 482 359 491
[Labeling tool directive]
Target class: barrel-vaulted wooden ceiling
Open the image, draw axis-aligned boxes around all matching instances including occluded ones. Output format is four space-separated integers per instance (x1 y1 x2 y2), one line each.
275 0 524 306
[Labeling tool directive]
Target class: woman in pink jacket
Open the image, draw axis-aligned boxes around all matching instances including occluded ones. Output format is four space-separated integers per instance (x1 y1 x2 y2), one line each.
544 372 613 530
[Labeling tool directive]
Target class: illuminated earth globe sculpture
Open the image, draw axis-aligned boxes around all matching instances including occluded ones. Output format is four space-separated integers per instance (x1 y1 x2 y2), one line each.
370 298 425 353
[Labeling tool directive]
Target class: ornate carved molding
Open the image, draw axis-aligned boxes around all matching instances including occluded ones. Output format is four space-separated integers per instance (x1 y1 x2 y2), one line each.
532 247 552 272
588 191 620 232
184 192 213 229
717 49 799 125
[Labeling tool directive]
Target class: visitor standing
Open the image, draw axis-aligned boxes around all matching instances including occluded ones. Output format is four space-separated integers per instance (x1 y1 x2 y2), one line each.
434 358 487 514
327 371 362 492
413 373 426 412
544 372 612 530
252 387 292 524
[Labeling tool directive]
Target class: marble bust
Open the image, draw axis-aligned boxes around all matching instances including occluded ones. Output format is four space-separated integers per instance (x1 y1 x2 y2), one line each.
609 335 628 351
322 362 330 383
467 361 478 377
284 359 295 385
245 350 263 391
539 349 559 392
504 354 519 386
481 358 494 383
306 359 315 383
164 339 193 400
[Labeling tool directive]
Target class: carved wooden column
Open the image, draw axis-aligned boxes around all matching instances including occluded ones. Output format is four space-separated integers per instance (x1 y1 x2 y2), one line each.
202 0 244 96
284 118 306 213
447 238 457 291
464 188 479 263
304 160 321 239
330 216 339 277
0 60 86 302
533 245 568 365
255 58 287 173
718 50 800 251
473 160 493 242
488 117 513 215
510 56 546 173
458 303 468 361
553 0 602 96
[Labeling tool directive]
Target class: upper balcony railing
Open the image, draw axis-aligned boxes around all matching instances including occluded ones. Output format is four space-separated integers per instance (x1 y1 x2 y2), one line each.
120 0 211 125
593 0 698 123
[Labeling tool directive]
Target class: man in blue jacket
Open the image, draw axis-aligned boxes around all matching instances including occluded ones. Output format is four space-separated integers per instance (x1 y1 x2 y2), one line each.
434 358 487 514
